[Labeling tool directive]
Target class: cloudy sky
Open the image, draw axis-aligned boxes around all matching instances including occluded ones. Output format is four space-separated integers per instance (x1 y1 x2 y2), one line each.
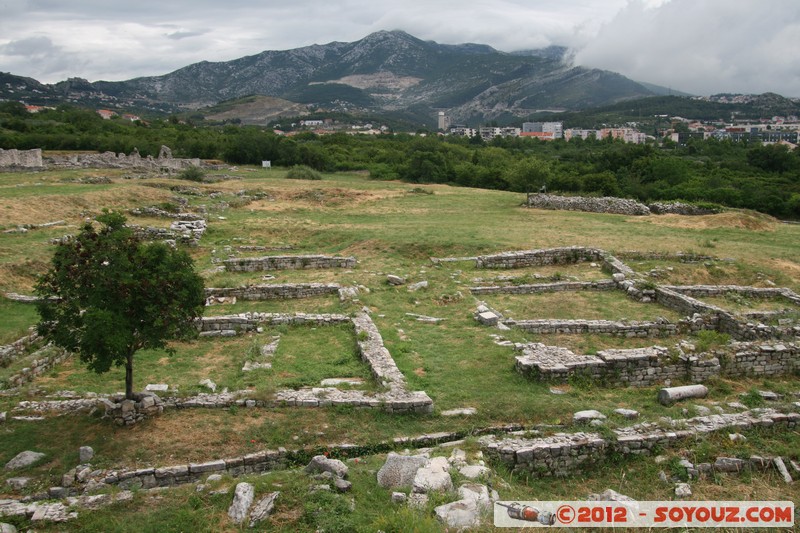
1 0 798 96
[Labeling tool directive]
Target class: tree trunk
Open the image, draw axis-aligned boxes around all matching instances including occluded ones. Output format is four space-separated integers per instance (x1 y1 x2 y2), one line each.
125 352 134 400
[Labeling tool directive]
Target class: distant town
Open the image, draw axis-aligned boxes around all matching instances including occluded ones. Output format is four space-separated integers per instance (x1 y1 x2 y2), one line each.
16 98 800 150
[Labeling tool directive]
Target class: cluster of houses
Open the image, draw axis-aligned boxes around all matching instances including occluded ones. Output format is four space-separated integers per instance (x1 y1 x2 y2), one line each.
449 121 649 144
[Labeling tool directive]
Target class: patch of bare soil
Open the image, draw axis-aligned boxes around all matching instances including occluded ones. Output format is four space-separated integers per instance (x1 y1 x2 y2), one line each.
0 186 172 226
770 258 800 284
639 211 778 231
250 187 400 211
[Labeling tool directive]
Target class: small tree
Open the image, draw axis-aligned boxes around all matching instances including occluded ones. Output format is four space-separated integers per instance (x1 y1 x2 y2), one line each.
35 211 205 400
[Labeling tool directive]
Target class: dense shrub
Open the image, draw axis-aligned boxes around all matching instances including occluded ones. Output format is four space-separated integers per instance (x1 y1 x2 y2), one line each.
286 165 323 180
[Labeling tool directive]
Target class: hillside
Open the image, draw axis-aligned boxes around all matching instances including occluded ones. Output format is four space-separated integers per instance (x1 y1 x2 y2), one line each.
1 31 659 124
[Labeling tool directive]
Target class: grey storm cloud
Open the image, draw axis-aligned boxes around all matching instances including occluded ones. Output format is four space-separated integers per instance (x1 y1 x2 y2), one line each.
0 0 797 96
1 36 58 57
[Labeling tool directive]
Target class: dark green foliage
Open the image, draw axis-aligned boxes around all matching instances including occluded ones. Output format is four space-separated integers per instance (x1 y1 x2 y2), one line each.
35 211 205 399
2 103 800 217
286 165 323 180
178 166 206 182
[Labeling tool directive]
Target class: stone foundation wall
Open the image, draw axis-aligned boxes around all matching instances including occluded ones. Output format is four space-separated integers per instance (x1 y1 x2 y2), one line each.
0 148 43 168
513 341 796 386
43 146 200 171
648 202 719 215
1 345 71 390
504 318 679 337
481 409 800 477
224 255 356 272
527 193 651 215
205 283 340 301
475 247 635 279
199 312 351 336
195 312 434 414
470 280 616 295
476 247 604 269
0 331 40 368
655 287 724 317
720 342 800 377
665 285 800 305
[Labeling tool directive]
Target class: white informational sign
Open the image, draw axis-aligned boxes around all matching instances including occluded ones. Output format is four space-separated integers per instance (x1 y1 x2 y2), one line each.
262 161 271 168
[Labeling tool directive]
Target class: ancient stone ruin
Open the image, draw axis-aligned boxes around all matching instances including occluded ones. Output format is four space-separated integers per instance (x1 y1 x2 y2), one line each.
526 193 721 216
0 146 200 172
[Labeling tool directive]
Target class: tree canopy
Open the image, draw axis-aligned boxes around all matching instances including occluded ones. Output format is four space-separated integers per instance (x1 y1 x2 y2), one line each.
35 211 206 399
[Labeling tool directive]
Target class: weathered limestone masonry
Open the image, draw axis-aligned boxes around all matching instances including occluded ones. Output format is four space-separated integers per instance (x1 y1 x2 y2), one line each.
224 255 356 272
475 247 635 279
514 342 724 386
43 146 200 171
205 283 341 301
481 408 800 477
719 341 800 377
0 345 71 390
665 285 800 306
131 219 207 247
503 318 678 337
0 148 43 168
0 331 40 368
527 193 651 216
199 312 351 336
525 194 719 217
655 286 800 341
470 279 616 296
129 206 205 221
647 202 720 215
514 340 798 385
196 312 433 414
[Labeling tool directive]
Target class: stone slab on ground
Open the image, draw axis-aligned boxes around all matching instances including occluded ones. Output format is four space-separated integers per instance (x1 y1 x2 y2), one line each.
573 410 607 423
305 455 348 479
228 482 255 525
377 453 428 489
249 492 279 528
441 407 477 417
413 457 453 494
614 408 640 419
4 451 46 471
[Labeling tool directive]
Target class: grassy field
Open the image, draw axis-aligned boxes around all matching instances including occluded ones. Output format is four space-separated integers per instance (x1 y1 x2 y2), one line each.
1 166 799 531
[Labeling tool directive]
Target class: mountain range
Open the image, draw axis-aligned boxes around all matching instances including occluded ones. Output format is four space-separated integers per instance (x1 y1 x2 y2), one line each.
2 30 688 125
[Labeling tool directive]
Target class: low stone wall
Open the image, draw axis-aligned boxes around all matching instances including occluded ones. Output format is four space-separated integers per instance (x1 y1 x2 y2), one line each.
0 331 40 368
85 450 289 491
476 247 604 269
504 318 679 337
43 146 200 171
224 255 356 272
648 202 720 215
481 409 800 477
526 193 651 216
131 219 206 246
0 345 71 390
195 312 433 414
0 148 43 168
470 280 616 295
513 340 797 386
720 342 800 377
515 343 688 386
475 247 635 279
665 285 800 305
129 206 204 220
655 287 724 317
205 283 340 301
199 312 351 336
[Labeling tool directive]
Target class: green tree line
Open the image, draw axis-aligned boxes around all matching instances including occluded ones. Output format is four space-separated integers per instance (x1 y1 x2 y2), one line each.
2 102 799 218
